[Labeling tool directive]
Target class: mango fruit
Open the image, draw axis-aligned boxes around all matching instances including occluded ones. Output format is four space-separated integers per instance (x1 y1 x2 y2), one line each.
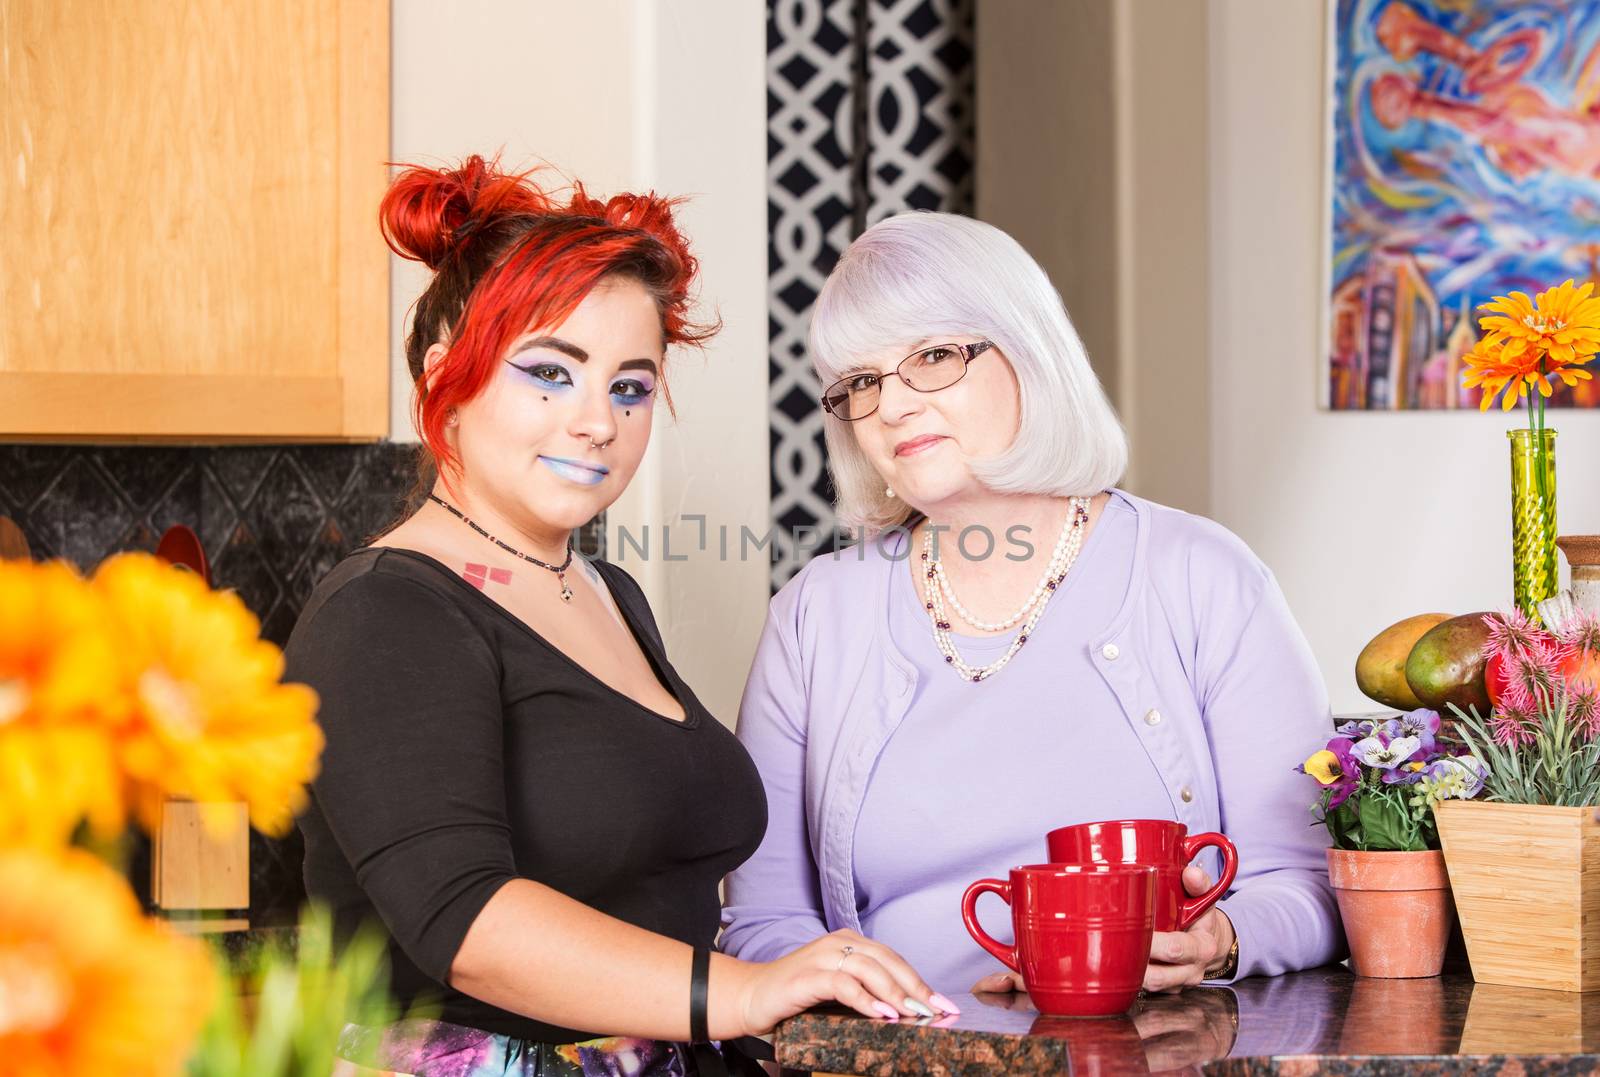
1404 612 1494 715
1356 614 1452 709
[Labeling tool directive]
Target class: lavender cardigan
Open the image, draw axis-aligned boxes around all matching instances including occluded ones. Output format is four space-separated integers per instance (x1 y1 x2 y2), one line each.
720 491 1344 982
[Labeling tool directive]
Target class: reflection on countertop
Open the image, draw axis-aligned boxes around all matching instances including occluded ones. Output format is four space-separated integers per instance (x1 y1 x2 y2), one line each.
774 968 1600 1075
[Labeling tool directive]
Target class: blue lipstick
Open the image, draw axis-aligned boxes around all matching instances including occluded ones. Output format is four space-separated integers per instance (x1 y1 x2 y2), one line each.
539 456 610 486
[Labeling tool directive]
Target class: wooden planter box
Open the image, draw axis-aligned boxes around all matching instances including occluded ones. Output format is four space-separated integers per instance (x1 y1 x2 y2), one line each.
1434 801 1600 992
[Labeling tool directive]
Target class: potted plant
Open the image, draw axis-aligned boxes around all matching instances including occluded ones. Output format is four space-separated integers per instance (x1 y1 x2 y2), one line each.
1299 709 1487 978
1437 609 1600 993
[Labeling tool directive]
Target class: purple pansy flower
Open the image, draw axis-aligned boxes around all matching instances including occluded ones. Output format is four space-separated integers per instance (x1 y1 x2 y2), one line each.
1326 737 1360 808
1381 761 1428 785
1326 736 1359 774
1352 733 1420 770
1335 717 1378 738
1383 708 1441 762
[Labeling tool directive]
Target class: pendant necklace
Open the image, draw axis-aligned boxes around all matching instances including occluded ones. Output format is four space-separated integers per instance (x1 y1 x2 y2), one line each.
428 494 575 603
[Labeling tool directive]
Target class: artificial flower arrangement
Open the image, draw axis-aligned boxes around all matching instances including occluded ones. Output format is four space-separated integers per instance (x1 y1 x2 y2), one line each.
1449 606 1600 806
0 552 395 1076
1298 708 1486 851
1421 606 1600 993
1461 279 1600 618
1299 707 1488 977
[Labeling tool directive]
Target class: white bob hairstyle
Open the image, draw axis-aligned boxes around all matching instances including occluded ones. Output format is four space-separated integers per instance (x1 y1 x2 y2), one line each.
809 211 1129 535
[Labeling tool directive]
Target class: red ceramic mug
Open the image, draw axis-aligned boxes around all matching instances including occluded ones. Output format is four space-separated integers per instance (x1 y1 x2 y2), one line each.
1046 818 1239 932
961 863 1157 1017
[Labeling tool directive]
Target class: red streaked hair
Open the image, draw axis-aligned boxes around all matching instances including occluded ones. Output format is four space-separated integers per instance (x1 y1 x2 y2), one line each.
380 155 717 481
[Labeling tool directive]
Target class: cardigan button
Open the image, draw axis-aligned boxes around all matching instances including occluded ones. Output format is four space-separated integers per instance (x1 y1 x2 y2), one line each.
1101 643 1121 661
1179 785 1195 803
1144 708 1163 727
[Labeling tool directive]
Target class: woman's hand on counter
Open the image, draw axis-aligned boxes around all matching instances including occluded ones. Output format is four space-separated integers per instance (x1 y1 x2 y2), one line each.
1144 866 1236 994
720 929 956 1036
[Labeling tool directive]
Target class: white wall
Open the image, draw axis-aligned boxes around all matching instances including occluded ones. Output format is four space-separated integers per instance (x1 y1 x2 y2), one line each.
389 1 769 723
1208 0 1600 713
977 0 1211 516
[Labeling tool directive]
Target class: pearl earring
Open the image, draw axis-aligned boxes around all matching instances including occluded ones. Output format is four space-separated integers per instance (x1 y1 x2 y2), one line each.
885 486 895 498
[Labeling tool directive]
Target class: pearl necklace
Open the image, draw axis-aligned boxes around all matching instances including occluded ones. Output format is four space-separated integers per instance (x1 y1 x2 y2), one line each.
920 497 1091 683
932 503 1084 631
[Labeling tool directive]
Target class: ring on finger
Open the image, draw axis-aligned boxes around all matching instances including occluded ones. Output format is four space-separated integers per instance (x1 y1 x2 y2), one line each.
836 945 855 972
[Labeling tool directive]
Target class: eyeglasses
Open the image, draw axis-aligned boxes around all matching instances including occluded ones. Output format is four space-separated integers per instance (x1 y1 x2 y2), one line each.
819 340 994 422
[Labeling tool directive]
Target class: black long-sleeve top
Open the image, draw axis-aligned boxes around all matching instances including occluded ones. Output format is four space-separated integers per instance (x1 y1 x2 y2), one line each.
286 547 768 1043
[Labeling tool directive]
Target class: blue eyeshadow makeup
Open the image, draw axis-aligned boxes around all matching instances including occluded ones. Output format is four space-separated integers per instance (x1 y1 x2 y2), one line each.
513 362 573 391
610 377 656 408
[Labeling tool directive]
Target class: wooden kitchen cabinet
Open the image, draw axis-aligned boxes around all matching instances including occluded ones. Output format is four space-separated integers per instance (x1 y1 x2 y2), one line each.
0 1 390 439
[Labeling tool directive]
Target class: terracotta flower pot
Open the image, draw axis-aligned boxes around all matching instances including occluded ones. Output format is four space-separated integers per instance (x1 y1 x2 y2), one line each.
1327 848 1454 978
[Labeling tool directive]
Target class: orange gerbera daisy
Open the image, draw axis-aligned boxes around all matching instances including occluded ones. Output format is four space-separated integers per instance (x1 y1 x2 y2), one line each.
0 847 214 1076
0 560 126 845
1478 279 1600 366
93 553 323 838
1461 335 1556 411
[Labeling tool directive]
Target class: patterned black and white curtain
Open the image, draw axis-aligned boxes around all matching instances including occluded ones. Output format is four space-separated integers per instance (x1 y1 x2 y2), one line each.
767 0 975 590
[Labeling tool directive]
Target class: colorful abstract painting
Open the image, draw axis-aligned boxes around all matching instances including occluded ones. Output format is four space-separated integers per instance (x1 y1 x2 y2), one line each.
1327 0 1600 410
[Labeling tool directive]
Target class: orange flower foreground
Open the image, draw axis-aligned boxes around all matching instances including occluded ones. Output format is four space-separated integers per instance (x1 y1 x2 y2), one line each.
93 553 324 838
0 554 324 844
0 560 125 847
0 847 214 1077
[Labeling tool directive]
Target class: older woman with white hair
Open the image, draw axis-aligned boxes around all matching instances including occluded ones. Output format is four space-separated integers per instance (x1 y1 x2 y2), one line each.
720 212 1343 997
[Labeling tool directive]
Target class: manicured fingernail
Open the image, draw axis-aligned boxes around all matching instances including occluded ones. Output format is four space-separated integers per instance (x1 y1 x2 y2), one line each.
874 1001 900 1020
930 993 961 1015
905 997 935 1018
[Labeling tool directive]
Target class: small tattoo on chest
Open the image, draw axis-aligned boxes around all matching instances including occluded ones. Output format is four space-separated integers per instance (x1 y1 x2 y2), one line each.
462 562 513 590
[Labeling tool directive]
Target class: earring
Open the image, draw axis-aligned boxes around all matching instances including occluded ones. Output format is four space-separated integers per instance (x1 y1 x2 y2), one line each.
885 486 895 498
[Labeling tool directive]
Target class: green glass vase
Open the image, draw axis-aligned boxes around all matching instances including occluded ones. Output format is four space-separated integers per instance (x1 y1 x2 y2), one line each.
1508 428 1559 621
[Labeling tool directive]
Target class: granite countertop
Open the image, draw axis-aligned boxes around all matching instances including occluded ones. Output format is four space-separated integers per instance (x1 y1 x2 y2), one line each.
773 968 1600 1075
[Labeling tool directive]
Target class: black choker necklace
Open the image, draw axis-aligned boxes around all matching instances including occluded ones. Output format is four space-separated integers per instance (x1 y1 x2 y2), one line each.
427 494 575 603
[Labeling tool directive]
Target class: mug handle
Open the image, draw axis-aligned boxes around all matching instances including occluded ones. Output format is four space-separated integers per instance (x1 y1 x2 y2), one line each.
960 879 1018 973
1177 832 1239 930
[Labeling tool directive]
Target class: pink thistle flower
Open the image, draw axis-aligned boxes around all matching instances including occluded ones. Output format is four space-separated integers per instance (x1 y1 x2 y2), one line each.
1483 609 1554 661
1569 686 1600 741
1511 637 1565 704
1490 700 1539 748
1554 609 1600 657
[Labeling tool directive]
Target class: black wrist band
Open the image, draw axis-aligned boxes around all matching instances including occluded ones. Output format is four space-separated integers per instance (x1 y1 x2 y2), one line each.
690 945 711 1043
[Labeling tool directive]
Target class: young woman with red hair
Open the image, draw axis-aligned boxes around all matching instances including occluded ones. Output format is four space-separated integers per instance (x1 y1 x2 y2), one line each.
283 158 949 1077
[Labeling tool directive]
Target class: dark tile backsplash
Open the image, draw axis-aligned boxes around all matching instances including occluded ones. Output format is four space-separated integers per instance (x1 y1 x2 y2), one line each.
0 442 419 925
0 443 422 639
